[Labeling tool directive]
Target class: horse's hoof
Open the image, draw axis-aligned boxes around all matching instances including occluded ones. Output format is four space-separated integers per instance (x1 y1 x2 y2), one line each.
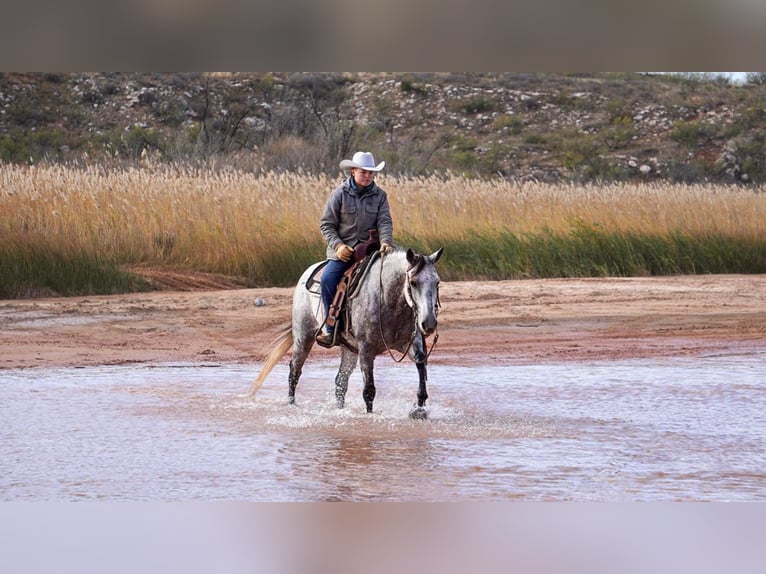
409 406 428 420
288 396 295 405
336 400 345 409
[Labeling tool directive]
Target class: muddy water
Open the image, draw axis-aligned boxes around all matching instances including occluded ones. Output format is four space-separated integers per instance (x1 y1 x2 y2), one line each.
2 353 765 501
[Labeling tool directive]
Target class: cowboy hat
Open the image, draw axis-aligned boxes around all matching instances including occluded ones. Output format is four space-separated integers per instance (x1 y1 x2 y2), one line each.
339 151 385 172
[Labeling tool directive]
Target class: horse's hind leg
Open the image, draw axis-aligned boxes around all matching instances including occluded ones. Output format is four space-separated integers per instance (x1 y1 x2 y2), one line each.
288 329 314 405
334 348 357 409
287 359 301 405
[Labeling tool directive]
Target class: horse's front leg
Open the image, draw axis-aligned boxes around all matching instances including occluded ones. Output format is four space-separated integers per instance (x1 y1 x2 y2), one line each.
409 332 429 419
335 348 358 409
359 348 376 413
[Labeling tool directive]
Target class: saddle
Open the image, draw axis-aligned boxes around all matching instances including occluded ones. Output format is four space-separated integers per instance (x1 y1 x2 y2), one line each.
312 230 380 348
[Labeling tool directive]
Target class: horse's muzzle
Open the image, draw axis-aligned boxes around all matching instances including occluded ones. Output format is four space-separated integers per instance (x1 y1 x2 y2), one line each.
420 318 437 336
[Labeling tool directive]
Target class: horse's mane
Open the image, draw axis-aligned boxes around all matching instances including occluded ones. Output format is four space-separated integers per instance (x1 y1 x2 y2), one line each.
377 248 410 281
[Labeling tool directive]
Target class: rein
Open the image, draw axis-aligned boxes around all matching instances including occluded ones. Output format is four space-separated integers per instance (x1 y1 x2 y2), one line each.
377 253 440 363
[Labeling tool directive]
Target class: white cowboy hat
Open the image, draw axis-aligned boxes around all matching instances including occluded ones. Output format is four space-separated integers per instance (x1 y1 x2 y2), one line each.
339 151 385 172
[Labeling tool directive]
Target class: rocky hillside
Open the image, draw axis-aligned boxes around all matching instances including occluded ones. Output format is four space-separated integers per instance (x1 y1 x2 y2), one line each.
2 72 765 184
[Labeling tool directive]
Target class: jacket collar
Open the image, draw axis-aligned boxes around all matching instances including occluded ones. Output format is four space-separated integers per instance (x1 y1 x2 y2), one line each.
348 176 375 196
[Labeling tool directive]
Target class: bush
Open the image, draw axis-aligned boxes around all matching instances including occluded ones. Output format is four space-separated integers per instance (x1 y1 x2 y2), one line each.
449 95 499 115
0 128 73 163
671 120 714 148
124 126 162 159
601 116 636 150
493 114 524 134
582 158 626 182
523 133 548 146
557 132 601 171
606 98 632 122
400 77 427 95
452 150 478 172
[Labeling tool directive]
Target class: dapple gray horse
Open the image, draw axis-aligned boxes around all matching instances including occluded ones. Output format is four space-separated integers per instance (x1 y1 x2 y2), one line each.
248 247 443 417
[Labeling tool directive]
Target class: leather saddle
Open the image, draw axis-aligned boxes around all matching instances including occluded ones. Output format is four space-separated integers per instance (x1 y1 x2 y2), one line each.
310 230 380 346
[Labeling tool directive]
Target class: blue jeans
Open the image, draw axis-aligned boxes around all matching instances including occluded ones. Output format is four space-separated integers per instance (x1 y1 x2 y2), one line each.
320 258 354 332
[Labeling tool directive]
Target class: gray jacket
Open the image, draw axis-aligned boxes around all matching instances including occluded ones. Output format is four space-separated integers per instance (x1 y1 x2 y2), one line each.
320 178 394 260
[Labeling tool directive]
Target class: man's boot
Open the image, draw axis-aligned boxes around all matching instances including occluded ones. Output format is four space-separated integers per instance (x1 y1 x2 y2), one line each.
315 329 336 348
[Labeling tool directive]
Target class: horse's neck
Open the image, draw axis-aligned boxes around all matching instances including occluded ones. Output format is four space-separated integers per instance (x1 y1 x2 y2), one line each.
379 255 408 306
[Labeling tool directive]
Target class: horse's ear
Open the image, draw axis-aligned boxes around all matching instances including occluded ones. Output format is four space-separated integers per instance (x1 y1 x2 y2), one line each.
429 247 444 264
406 248 416 265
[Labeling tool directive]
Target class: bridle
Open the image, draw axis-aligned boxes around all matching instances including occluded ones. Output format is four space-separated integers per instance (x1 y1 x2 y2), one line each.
378 253 441 363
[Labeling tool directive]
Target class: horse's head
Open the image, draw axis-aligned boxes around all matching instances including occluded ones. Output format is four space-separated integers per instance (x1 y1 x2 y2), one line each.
405 247 444 336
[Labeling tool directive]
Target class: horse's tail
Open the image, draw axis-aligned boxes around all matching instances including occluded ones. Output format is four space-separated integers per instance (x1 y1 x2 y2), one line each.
247 323 293 397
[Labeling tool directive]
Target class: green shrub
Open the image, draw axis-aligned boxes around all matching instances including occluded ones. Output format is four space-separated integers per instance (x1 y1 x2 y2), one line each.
400 77 427 95
671 120 713 148
493 114 524 134
523 133 548 146
452 150 478 171
449 95 499 115
559 133 601 170
552 90 576 108
124 126 162 159
600 118 637 150
582 158 626 182
606 98 632 122
153 99 187 127
0 128 73 163
7 97 57 126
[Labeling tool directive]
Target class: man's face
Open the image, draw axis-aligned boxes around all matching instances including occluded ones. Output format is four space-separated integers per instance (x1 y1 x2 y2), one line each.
352 168 375 186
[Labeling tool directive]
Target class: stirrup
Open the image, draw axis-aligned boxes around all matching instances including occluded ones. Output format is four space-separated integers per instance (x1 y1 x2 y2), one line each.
315 330 337 348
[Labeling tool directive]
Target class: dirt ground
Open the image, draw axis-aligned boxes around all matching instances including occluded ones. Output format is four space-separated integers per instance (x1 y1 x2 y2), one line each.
1 274 765 371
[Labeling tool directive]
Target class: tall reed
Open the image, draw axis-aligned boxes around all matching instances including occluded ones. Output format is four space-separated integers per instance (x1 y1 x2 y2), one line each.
2 162 766 296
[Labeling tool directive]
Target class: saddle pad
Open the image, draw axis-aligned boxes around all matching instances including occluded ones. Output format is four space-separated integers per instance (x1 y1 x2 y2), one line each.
305 260 329 295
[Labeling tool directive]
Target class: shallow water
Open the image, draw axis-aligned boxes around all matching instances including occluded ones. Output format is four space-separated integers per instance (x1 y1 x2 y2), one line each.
2 353 765 501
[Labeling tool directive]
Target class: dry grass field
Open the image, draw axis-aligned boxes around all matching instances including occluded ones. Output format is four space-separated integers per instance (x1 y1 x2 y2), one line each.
2 162 766 296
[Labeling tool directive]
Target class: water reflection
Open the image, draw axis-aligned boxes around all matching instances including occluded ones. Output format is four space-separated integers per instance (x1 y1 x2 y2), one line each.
275 435 445 501
1 353 765 501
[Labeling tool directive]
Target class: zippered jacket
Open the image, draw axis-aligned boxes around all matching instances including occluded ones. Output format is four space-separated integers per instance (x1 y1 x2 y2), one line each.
320 178 393 260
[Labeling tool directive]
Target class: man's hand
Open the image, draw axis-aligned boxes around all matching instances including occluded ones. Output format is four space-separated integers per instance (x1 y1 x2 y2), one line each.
379 242 393 255
335 243 354 262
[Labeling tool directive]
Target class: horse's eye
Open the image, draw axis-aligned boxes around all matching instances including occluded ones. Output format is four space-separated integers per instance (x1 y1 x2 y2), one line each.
410 280 418 288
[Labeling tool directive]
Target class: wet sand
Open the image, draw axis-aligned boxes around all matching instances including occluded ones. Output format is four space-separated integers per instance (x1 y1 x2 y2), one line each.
1 275 765 370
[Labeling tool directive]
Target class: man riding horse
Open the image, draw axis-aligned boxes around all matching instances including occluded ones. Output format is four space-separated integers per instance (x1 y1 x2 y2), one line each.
317 151 394 347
